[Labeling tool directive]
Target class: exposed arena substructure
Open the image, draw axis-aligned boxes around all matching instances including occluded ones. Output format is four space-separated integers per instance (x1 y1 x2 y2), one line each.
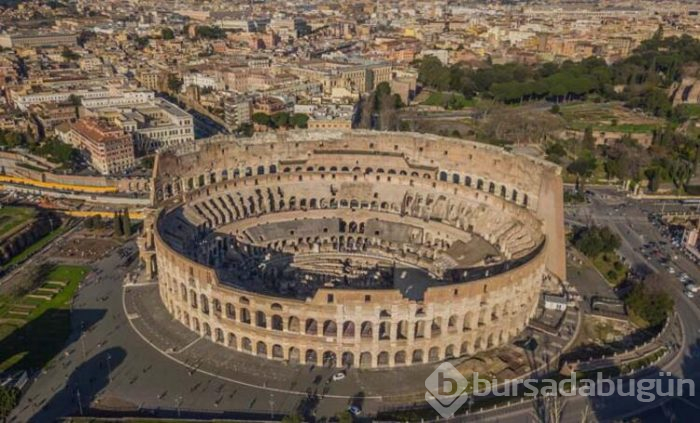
138 130 566 369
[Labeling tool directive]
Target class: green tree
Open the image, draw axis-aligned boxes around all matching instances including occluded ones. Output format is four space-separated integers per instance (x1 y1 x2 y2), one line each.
271 112 290 128
121 209 132 237
167 74 183 93
625 282 673 327
282 414 302 423
238 122 254 137
567 152 597 191
196 26 226 39
252 112 271 127
572 225 620 258
161 27 175 40
417 56 451 91
336 410 353 423
0 386 19 420
113 211 124 237
61 47 80 61
290 113 309 129
134 36 150 50
645 168 660 192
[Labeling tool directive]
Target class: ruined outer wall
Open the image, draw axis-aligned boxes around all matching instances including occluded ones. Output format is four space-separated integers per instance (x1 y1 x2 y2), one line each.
151 214 545 368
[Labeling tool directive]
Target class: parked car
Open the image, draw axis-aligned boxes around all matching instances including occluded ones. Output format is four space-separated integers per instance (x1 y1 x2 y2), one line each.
348 405 362 416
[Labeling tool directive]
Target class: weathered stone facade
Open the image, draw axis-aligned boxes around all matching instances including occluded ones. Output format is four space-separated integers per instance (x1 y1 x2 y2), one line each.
140 130 565 368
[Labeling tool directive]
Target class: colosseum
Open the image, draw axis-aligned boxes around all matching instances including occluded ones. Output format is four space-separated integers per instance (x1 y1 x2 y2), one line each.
138 130 566 369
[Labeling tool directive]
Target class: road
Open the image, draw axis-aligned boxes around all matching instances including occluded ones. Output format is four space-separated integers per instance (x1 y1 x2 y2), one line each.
451 188 700 422
11 187 700 422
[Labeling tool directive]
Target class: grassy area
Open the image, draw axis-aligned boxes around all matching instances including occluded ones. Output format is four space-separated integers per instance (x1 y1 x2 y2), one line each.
592 252 628 286
0 264 89 371
422 91 476 109
676 103 700 117
0 206 36 238
560 101 662 134
567 121 660 133
1 225 68 270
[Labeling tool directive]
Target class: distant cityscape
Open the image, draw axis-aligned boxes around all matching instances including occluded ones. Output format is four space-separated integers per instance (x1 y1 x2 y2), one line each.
2 1 700 423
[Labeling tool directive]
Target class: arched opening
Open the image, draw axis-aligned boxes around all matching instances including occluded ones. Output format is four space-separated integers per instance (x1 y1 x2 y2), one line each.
240 308 251 324
227 332 237 349
377 351 389 367
414 320 425 339
395 351 407 365
272 344 284 359
242 337 252 352
323 320 337 337
439 171 448 181
342 352 354 368
342 321 355 338
360 321 373 339
322 351 337 367
412 350 424 364
379 322 390 340
289 347 301 364
305 349 318 365
305 319 318 335
256 341 267 357
396 320 408 340
359 352 372 368
448 315 458 332
428 347 440 362
463 312 473 331
256 311 267 328
271 315 283 331
431 317 442 337
288 316 300 332
445 345 455 359
200 294 209 314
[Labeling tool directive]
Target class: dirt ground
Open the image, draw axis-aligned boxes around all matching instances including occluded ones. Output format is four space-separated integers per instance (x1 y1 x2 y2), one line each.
55 236 119 261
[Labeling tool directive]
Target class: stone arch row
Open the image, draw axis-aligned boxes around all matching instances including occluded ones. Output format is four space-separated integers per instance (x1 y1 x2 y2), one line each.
176 163 529 212
177 284 529 341
439 171 528 208
187 184 535 265
173 305 520 368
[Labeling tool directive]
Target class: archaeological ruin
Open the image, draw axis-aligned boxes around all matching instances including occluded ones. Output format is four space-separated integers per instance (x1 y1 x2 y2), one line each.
138 130 566 368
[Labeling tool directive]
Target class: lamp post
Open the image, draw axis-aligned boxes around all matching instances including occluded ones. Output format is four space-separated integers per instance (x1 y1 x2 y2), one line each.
76 388 83 416
106 353 112 383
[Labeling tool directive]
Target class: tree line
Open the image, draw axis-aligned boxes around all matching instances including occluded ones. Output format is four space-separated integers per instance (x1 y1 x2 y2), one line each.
417 26 700 119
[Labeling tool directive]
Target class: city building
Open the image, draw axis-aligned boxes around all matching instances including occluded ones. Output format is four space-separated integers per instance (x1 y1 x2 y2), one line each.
68 118 135 175
224 96 252 129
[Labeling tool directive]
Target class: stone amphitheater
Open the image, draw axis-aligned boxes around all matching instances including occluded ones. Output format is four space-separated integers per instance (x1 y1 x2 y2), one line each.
137 130 566 369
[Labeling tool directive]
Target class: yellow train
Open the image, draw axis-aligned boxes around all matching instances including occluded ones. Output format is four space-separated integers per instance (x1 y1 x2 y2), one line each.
0 175 119 194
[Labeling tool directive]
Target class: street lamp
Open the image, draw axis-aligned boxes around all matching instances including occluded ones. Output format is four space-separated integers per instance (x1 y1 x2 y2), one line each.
106 353 112 383
176 395 183 417
76 388 83 416
78 320 88 361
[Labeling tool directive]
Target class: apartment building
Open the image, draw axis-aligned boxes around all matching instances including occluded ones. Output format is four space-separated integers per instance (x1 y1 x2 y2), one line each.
68 118 135 175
